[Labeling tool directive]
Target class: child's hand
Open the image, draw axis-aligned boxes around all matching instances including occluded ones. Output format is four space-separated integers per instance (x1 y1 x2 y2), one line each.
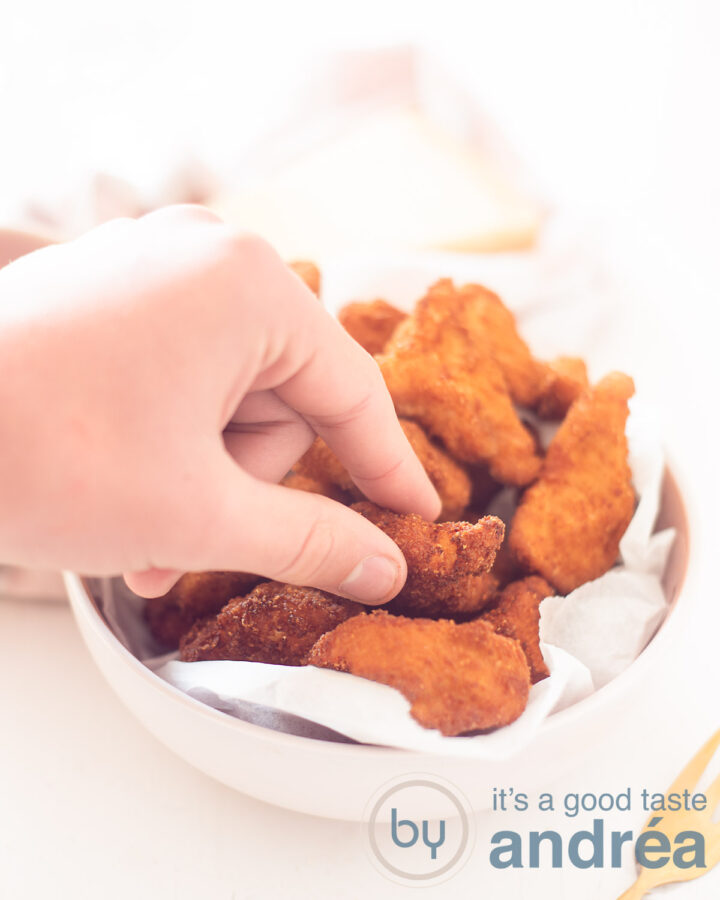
0 206 440 604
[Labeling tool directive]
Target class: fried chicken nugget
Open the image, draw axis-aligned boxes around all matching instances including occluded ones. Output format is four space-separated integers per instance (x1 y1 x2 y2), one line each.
535 356 589 420
293 419 472 521
308 611 531 735
338 299 408 355
377 279 541 484
145 571 263 649
431 571 500 616
288 260 321 296
179 582 362 665
291 438 356 496
481 576 553 683
352 501 504 616
509 372 635 593
455 282 546 407
280 469 350 504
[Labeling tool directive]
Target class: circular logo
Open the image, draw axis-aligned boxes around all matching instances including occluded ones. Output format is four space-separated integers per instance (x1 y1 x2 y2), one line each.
364 774 475 885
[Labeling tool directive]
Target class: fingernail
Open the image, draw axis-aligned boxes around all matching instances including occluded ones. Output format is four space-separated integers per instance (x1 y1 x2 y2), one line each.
339 555 401 604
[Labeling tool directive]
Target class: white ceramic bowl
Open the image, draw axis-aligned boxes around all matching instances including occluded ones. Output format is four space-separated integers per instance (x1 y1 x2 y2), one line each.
64 468 690 822
1 226 692 821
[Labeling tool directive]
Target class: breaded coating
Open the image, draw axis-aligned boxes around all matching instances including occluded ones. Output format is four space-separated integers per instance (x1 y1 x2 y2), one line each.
288 260 321 296
293 419 471 520
308 611 531 735
377 279 541 484
482 576 553 683
431 571 500 617
535 356 589 420
291 438 357 497
145 571 263 649
455 282 546 406
509 373 635 593
280 469 350 504
352 501 504 616
402 420 472 520
179 582 362 665
338 299 408 355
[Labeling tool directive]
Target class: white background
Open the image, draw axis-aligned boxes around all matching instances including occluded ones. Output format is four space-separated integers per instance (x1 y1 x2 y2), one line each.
1 1 719 898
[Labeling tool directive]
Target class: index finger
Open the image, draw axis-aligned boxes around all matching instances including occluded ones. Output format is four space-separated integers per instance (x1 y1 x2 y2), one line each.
249 255 441 520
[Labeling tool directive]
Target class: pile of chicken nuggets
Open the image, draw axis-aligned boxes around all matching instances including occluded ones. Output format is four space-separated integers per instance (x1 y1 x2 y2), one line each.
145 262 636 738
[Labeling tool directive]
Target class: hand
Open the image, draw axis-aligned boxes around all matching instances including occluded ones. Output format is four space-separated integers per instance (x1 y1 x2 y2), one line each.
0 206 440 603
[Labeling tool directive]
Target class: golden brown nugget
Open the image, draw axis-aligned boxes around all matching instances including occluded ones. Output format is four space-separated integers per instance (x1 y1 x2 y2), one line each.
338 299 408 355
179 582 362 665
455 282 546 407
293 420 471 521
145 571 263 649
378 279 541 484
308 611 531 735
509 372 635 593
431 571 500 617
291 438 357 496
280 469 350 504
288 260 321 296
481 576 553 683
535 356 589 420
352 501 504 616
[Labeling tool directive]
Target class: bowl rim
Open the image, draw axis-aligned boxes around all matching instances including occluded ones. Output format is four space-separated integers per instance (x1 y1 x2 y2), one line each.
65 455 694 762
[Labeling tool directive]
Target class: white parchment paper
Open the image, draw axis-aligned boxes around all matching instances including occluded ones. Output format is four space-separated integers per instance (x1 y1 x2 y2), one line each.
92 252 675 757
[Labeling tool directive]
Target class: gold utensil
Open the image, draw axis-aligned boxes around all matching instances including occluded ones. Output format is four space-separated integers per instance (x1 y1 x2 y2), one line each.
618 729 720 899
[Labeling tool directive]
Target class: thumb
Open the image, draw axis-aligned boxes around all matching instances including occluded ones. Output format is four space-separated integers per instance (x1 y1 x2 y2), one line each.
160 460 408 605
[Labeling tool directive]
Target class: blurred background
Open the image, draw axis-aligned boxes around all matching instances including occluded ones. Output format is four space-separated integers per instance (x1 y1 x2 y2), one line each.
1 1 716 401
1 0 717 242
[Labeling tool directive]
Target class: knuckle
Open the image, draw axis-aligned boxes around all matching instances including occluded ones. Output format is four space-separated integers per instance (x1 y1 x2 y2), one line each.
212 230 278 289
363 355 390 401
104 216 136 230
312 389 376 430
274 516 336 586
354 452 406 485
224 229 274 264
86 217 137 242
145 203 222 226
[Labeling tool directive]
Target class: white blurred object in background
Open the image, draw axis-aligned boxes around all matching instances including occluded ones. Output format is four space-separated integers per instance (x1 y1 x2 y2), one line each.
210 47 544 258
3 46 546 255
